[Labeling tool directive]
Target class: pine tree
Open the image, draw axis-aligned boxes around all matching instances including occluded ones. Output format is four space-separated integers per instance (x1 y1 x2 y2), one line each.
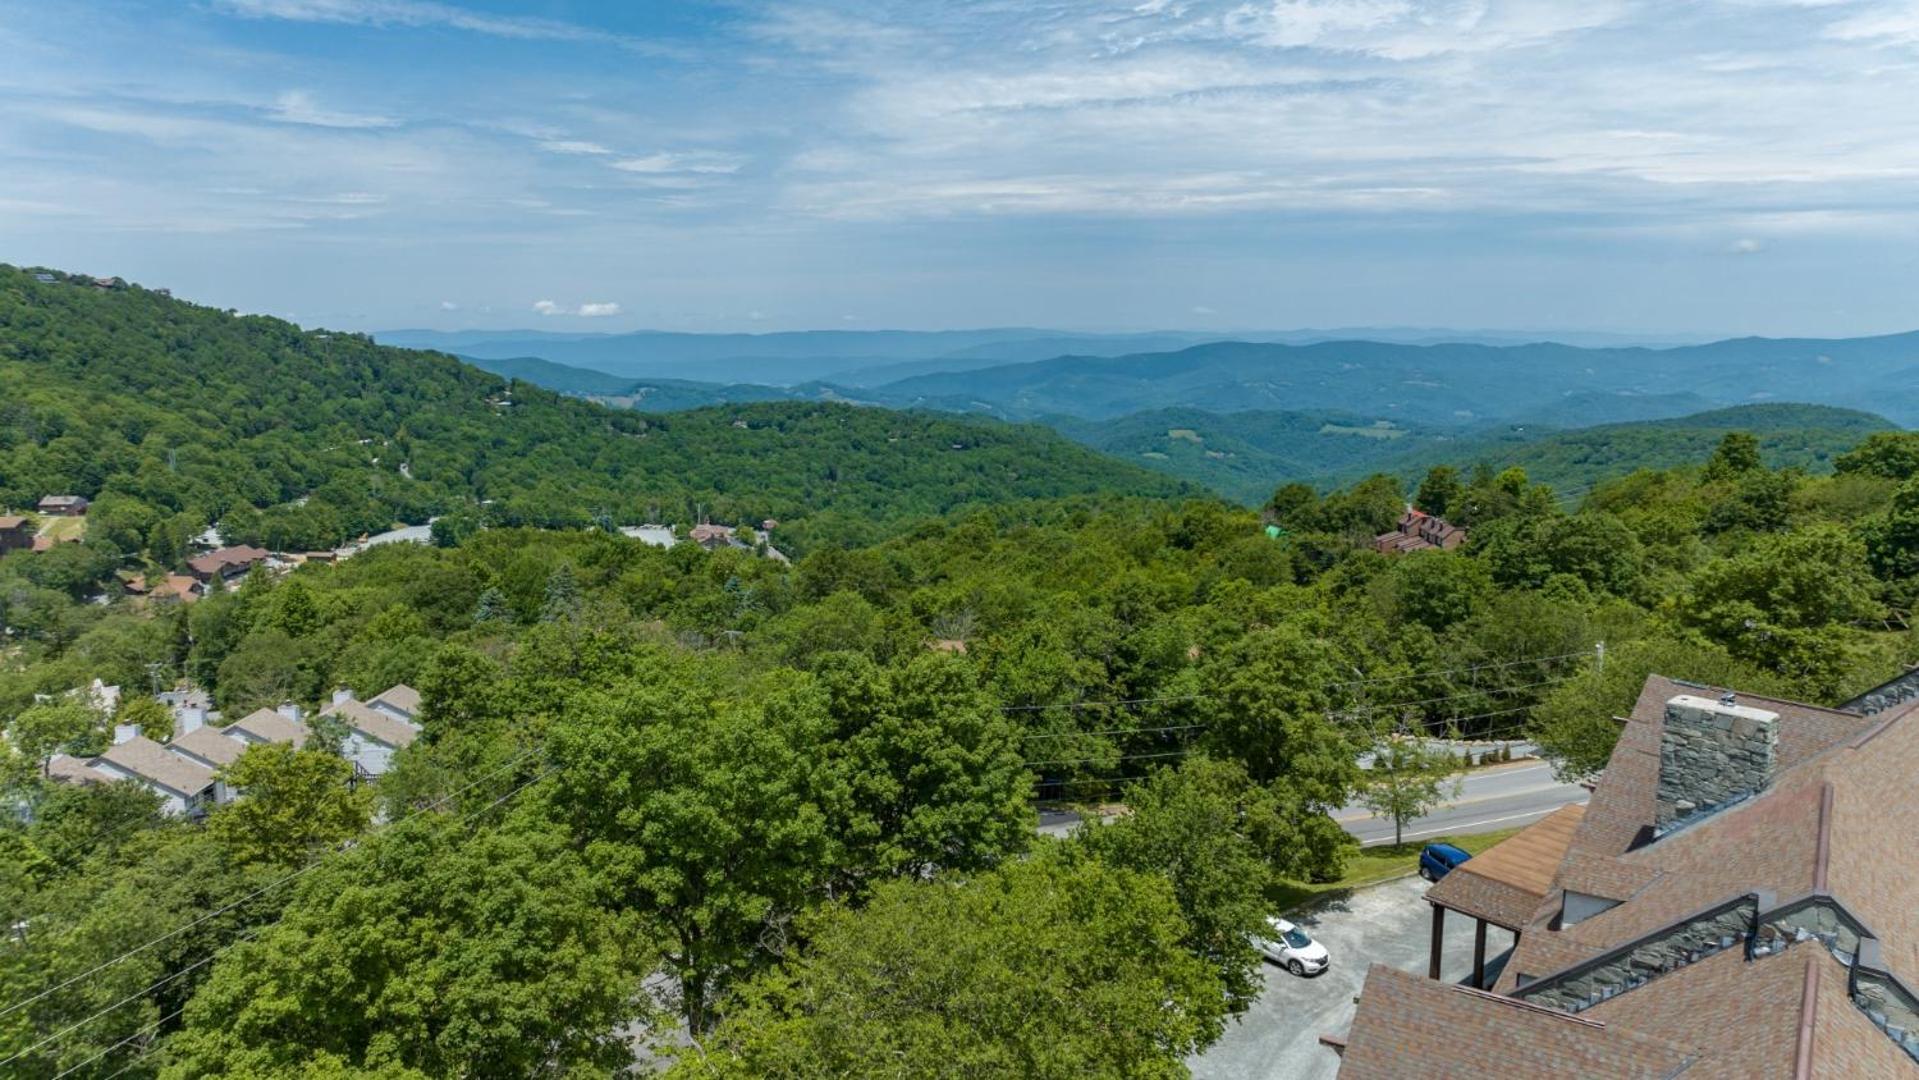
541 565 582 623
474 586 510 624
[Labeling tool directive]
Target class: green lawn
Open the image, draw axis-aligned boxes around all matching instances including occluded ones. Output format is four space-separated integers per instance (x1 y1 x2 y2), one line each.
1270 827 1525 913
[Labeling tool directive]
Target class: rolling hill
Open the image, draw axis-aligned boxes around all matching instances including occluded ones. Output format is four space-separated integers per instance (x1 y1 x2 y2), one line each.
1053 403 1895 504
0 266 1187 555
855 334 1919 427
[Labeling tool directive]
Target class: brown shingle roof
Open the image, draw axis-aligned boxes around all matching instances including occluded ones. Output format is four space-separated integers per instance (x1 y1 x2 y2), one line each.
1334 965 1696 1079
323 698 419 749
1555 850 1663 904
168 726 247 769
96 736 215 796
1346 676 1919 1074
1569 676 1874 860
1427 804 1587 930
1581 945 1814 1078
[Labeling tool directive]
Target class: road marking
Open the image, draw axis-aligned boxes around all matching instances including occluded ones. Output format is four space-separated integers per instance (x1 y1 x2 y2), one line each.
1358 802 1588 846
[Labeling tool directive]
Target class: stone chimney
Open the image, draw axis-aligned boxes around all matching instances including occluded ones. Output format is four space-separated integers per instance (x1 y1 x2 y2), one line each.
1657 694 1779 829
276 702 304 723
331 687 355 706
112 723 140 745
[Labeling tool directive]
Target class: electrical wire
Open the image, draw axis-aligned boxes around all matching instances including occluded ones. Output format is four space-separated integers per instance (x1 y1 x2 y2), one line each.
31 764 558 1078
0 743 543 1024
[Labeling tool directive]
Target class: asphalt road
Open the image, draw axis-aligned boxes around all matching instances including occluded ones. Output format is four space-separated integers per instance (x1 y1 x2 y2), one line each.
1334 759 1589 846
1190 875 1515 1080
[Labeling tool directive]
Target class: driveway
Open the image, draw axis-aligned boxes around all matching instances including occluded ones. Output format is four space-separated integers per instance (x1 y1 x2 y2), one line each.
1189 874 1514 1080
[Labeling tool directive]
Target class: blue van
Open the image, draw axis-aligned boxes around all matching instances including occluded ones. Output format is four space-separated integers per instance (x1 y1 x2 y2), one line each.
1419 843 1472 882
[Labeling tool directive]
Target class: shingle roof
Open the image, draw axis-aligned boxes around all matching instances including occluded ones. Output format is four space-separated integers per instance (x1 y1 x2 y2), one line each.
45 754 109 785
187 545 269 578
1335 965 1696 1079
168 726 247 769
1340 675 1919 1076
96 736 215 796
367 683 420 718
1428 804 1587 930
323 698 419 749
223 708 308 749
1555 849 1664 904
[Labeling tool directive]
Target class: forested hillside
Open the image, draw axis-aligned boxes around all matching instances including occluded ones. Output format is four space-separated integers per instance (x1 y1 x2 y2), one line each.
0 266 1184 563
1339 403 1895 500
9 407 1919 1074
1053 403 1893 504
9 268 1919 1078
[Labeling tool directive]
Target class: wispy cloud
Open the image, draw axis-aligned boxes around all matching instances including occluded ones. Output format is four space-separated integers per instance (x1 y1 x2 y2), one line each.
216 0 631 45
533 299 621 317
268 90 396 129
539 139 612 156
610 152 743 175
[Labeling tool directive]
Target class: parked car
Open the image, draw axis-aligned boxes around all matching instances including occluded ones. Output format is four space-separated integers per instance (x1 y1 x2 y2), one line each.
1253 916 1330 977
1419 842 1472 882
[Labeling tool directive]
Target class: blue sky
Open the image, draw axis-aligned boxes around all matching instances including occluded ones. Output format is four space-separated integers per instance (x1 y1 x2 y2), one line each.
2 0 1918 336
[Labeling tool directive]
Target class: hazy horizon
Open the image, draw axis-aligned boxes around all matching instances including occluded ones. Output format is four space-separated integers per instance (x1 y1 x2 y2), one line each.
6 1 1919 337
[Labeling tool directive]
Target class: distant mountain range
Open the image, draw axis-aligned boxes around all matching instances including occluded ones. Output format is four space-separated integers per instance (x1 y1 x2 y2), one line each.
378 325 1711 386
387 325 1916 505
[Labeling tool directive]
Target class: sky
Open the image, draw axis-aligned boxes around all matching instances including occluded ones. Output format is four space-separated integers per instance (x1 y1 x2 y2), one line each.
2 0 1919 336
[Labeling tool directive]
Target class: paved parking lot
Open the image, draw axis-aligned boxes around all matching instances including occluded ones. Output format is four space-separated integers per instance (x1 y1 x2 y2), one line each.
1189 874 1514 1080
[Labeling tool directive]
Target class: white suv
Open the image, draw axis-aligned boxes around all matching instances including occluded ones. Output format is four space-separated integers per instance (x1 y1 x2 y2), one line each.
1254 916 1330 977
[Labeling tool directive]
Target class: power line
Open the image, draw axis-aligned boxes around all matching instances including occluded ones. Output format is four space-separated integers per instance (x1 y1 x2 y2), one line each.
1022 749 1190 769
0 743 543 1024
1001 648 1594 716
1331 674 1575 718
1021 723 1206 741
1325 651 1588 690
1001 694 1204 713
49 1003 184 1080
34 764 558 1078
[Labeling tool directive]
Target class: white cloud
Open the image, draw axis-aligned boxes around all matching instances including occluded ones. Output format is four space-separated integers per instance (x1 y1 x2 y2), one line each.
1191 305 1217 314
216 0 635 45
267 90 397 129
439 300 460 311
610 152 743 175
533 299 621 317
1728 237 1765 254
540 139 612 156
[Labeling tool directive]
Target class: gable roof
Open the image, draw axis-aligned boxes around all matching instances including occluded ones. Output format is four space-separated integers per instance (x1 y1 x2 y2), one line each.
322 698 419 749
45 754 110 785
168 726 247 769
96 736 215 796
367 683 420 718
1336 674 1919 1077
1334 965 1695 1079
1427 803 1587 931
187 545 269 578
223 708 307 749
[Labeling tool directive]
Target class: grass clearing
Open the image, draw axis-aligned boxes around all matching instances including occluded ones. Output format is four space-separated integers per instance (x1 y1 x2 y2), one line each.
35 515 86 542
1270 826 1526 913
